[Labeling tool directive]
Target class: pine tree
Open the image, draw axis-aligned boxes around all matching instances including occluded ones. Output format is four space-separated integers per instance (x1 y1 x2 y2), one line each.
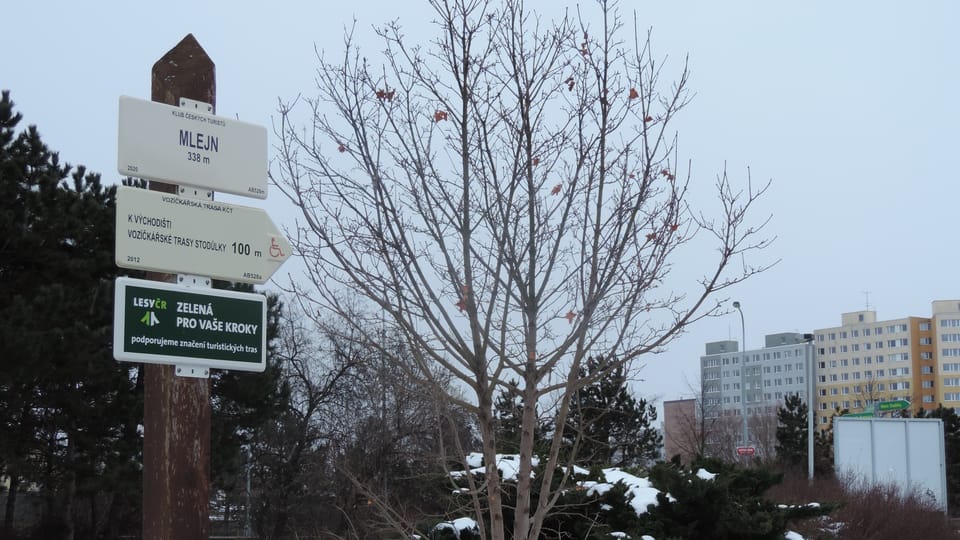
0 89 141 536
775 393 808 469
566 356 662 468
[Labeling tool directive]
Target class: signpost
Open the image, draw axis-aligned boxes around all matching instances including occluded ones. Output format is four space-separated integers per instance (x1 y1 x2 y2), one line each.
736 446 756 456
877 400 911 412
114 277 266 372
118 95 268 199
115 185 291 283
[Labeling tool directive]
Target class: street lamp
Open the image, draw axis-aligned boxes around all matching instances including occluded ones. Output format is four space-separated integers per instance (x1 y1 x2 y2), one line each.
733 301 748 448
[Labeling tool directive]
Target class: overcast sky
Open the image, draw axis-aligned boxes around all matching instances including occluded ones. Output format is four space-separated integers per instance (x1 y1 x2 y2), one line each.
5 1 959 417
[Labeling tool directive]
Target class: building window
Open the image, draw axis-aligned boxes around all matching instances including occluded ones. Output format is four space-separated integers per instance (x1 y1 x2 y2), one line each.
920 322 931 331
921 351 933 360
922 366 934 374
945 393 960 401
923 395 935 403
920 337 933 345
923 380 934 388
841 331 848 339
819 389 827 396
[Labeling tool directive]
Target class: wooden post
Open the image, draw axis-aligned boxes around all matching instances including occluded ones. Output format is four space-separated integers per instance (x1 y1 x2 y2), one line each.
142 34 213 540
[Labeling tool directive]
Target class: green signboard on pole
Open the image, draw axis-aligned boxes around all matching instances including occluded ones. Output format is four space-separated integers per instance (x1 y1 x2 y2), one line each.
113 277 266 371
877 400 910 412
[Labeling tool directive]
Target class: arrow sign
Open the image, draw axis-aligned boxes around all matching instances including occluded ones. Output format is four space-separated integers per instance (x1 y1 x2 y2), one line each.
114 277 266 371
876 400 910 412
117 96 268 199
115 186 291 283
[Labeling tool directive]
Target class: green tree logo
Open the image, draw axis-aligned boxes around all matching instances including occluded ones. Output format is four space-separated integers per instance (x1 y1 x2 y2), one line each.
140 311 160 327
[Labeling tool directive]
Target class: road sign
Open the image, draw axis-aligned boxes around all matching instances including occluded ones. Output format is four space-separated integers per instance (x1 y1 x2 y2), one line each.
117 95 268 199
736 446 756 456
115 186 291 283
877 400 911 412
114 277 266 371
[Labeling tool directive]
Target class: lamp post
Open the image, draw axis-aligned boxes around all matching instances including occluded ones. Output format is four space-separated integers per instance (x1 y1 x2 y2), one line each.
733 301 748 448
805 334 815 480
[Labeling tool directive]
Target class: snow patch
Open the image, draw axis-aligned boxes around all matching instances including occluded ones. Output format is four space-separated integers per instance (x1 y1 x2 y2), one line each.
695 468 716 481
579 468 670 515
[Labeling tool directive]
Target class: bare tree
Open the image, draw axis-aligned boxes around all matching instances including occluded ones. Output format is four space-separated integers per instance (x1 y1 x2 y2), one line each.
750 410 780 461
272 1 772 538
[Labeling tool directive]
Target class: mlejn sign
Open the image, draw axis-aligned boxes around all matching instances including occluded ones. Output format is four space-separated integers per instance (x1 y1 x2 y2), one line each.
117 96 268 199
114 277 266 372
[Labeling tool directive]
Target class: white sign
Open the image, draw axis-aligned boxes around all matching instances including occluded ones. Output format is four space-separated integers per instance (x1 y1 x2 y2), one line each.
835 417 947 513
117 96 268 199
116 186 291 283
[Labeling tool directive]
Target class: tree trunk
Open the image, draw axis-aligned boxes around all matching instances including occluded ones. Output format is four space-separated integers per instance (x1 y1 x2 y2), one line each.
478 394 505 540
3 474 19 533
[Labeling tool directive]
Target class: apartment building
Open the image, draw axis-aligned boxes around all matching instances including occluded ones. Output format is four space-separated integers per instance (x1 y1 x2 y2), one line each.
812 309 936 427
933 300 960 406
700 332 814 420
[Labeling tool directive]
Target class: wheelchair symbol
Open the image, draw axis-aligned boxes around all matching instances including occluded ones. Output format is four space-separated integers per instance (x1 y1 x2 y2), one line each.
269 237 285 258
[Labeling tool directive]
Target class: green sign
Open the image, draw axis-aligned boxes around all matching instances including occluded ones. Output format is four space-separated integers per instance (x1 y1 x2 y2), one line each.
877 400 910 412
113 277 266 371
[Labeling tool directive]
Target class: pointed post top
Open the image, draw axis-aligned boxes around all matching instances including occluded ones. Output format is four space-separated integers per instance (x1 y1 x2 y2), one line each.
151 33 215 110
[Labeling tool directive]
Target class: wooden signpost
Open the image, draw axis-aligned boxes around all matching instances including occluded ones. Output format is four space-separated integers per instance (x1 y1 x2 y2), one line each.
113 33 287 539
